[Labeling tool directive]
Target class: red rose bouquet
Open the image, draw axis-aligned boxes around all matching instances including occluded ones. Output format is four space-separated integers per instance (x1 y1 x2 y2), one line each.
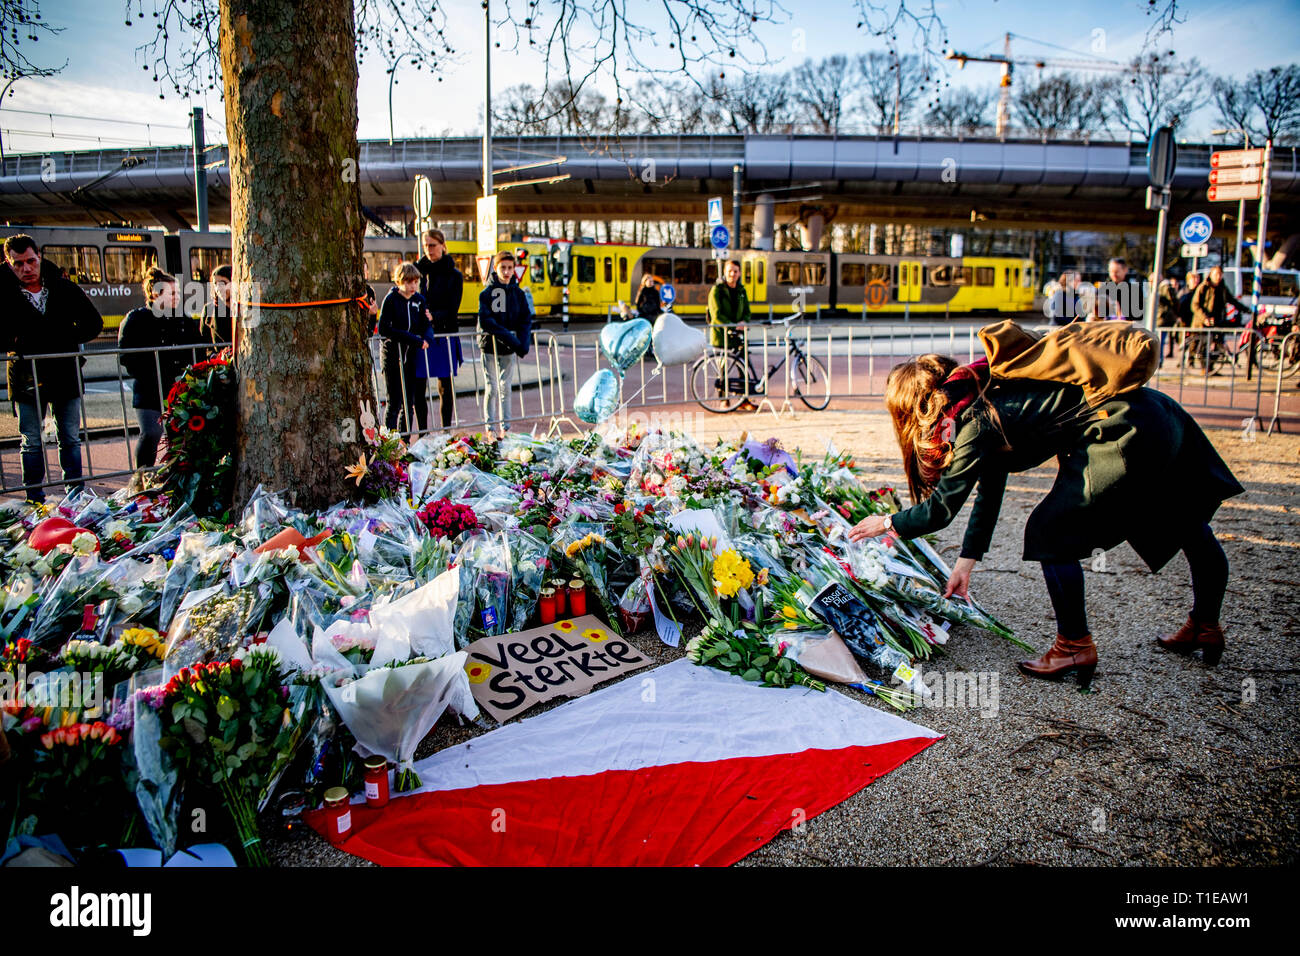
159 649 295 866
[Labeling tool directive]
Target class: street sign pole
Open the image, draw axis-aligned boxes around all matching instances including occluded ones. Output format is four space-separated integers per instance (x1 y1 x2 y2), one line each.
1150 198 1169 334
1250 139 1273 318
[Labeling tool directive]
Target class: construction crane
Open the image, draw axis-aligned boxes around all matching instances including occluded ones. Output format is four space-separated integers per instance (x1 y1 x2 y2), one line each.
947 33 1130 137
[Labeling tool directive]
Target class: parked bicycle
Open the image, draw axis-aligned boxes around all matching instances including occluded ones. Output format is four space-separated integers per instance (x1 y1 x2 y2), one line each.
690 312 831 413
1201 313 1300 378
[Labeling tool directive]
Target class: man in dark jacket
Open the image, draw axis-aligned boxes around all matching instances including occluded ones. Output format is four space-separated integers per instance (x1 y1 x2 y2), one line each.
2 235 103 501
118 269 206 468
477 251 533 437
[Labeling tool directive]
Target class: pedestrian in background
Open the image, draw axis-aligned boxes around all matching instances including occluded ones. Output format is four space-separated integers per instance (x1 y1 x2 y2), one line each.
707 259 750 349
1155 273 1181 359
1048 272 1080 325
1191 265 1250 374
379 261 433 435
1091 257 1143 321
118 268 206 469
201 263 234 347
477 251 532 438
1 234 103 502
415 228 464 428
635 273 663 320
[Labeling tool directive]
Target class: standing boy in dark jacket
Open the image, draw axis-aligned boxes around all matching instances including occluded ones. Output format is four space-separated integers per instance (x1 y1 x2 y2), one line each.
378 261 434 434
477 251 533 437
2 234 103 501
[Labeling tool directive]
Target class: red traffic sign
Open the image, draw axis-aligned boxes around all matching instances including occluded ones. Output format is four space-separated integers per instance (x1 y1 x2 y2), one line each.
1211 149 1265 168
476 255 494 283
1209 166 1262 185
1208 183 1262 202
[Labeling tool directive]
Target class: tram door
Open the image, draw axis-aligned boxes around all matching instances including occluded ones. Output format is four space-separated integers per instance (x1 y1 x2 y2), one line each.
896 260 923 303
743 256 767 304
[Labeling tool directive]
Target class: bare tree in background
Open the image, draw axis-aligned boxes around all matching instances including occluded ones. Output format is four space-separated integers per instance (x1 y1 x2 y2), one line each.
925 87 991 136
720 70 794 134
856 50 923 133
1241 65 1300 144
0 0 65 83
1108 52 1204 140
792 55 851 135
1014 72 1112 139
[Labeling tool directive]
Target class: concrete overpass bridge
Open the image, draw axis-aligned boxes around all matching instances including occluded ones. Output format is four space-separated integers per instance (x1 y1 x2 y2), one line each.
2 133 1297 243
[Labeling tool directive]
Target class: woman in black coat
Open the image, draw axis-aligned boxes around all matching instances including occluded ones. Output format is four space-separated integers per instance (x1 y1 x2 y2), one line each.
415 229 464 428
848 354 1243 687
635 274 662 320
117 269 206 468
378 261 433 434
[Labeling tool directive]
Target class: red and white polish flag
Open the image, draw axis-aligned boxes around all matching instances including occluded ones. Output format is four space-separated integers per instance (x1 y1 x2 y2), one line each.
310 659 941 866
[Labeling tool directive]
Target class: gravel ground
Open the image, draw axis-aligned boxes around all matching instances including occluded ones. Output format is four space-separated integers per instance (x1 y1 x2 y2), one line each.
268 407 1300 867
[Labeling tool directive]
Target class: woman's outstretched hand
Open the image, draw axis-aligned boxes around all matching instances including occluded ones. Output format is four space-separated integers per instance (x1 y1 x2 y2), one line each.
943 556 976 599
848 514 890 542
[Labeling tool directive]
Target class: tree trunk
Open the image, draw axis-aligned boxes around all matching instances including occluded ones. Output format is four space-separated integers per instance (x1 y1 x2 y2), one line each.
219 0 373 510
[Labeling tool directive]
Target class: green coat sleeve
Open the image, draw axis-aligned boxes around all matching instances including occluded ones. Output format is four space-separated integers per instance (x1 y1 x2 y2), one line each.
707 284 727 325
890 419 1005 559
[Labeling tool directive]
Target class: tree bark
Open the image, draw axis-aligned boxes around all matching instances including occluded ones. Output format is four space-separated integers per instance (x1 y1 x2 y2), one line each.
220 0 373 510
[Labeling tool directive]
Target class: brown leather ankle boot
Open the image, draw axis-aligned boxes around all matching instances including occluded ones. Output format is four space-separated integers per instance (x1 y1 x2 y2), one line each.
1157 617 1225 666
1017 634 1097 688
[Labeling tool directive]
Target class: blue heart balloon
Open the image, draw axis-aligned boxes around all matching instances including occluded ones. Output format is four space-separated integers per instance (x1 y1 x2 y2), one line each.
575 368 621 424
598 319 653 373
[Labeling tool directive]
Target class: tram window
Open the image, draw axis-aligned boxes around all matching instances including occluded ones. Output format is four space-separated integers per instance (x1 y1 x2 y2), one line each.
188 247 230 283
974 267 995 286
1014 267 1022 286
574 255 596 284
618 257 628 284
841 262 866 286
674 257 703 285
104 245 158 284
452 253 477 283
804 261 827 285
603 257 613 283
531 257 546 283
41 245 102 283
757 260 765 284
705 260 719 284
1004 268 1011 286
364 251 407 284
644 257 672 282
919 266 928 287
865 263 890 284
743 261 751 283
774 260 801 285
930 264 971 286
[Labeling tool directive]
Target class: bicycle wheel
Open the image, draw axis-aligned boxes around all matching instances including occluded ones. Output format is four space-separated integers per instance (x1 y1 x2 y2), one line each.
691 351 748 413
792 353 831 410
1281 336 1300 378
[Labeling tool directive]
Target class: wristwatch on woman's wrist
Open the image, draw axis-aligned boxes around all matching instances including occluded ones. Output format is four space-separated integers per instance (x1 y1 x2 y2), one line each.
882 514 893 532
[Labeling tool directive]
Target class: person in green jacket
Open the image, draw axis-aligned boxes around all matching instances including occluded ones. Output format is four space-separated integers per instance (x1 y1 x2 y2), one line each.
848 353 1244 687
707 260 750 351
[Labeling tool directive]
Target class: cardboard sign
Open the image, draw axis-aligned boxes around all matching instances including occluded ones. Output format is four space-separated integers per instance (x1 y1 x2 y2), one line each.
462 615 650 723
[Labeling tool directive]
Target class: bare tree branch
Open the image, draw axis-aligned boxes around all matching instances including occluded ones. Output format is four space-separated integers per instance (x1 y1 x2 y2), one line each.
1 0 67 81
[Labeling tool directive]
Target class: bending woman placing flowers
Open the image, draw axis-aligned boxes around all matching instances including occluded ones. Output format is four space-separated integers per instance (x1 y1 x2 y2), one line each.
848 353 1243 688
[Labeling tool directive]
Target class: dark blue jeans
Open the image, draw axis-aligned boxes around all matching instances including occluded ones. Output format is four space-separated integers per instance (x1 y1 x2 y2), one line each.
16 397 84 502
135 408 164 469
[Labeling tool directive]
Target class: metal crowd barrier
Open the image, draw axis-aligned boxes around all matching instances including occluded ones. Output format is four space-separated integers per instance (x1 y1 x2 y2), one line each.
4 319 1297 500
